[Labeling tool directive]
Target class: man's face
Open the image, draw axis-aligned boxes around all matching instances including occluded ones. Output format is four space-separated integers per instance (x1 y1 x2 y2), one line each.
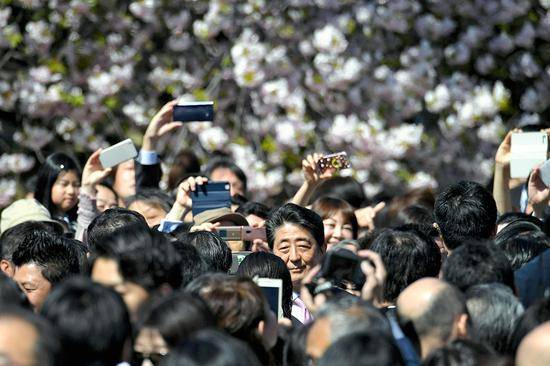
210 167 245 197
91 257 149 318
13 263 52 310
113 160 136 201
272 223 323 289
127 201 167 228
0 317 39 366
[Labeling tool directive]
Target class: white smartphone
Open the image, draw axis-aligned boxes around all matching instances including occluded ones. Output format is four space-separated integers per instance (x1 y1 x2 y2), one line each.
510 132 548 178
99 139 138 169
255 278 283 320
540 159 550 187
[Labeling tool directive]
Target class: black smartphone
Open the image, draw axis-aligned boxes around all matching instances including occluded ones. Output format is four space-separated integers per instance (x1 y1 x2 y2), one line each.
318 248 366 289
191 181 231 217
173 101 214 122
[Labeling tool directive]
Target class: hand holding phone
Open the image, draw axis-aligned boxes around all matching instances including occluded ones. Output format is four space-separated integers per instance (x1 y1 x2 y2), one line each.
173 100 215 122
191 181 231 217
99 139 138 169
510 132 548 178
316 152 351 174
214 226 267 242
255 278 284 320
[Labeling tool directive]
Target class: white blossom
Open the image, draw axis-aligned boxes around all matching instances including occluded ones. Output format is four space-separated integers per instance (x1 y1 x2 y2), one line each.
313 24 348 54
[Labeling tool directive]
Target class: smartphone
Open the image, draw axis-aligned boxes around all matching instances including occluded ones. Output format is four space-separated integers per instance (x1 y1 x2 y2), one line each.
191 181 231 217
510 132 548 178
173 101 214 122
214 226 267 241
318 248 366 289
540 159 550 187
99 139 138 169
317 151 351 174
255 278 283 319
229 251 252 274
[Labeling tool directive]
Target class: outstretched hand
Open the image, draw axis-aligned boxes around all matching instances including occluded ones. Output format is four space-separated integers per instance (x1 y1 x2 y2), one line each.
82 149 112 189
142 100 183 151
302 153 336 185
355 202 385 230
359 250 387 307
495 129 520 167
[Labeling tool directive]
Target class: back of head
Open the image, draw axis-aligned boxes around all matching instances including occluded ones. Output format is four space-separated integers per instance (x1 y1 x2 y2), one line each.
465 283 524 354
237 252 293 319
310 176 366 208
178 231 231 273
143 291 215 348
236 202 271 220
317 331 405 366
508 297 550 355
0 307 60 366
434 181 497 250
516 322 550 366
442 241 514 292
317 296 391 341
40 277 131 366
11 231 81 285
160 329 261 366
265 203 325 250
370 226 441 303
0 221 58 262
496 229 550 271
423 339 498 366
86 207 148 250
171 241 208 288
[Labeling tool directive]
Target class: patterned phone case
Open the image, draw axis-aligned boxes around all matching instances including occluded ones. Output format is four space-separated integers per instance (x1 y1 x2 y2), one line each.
317 152 351 173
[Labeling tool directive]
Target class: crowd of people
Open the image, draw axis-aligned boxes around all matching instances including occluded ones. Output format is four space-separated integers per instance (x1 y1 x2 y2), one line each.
2 101 550 366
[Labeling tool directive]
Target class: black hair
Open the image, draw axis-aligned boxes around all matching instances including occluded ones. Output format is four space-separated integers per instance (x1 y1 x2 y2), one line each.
369 225 441 303
231 194 249 208
171 241 209 288
86 207 148 250
318 331 405 366
160 329 261 366
125 188 173 214
11 231 81 285
237 252 293 319
0 271 30 308
236 202 271 220
496 229 550 271
392 205 437 236
497 213 544 229
40 277 131 366
465 283 524 354
0 307 61 366
34 152 81 222
266 203 325 251
310 176 366 208
434 181 497 250
507 297 550 355
140 291 215 348
283 322 312 366
205 157 248 193
423 339 499 366
177 231 232 273
442 240 515 292
0 221 59 262
90 225 182 291
186 272 230 297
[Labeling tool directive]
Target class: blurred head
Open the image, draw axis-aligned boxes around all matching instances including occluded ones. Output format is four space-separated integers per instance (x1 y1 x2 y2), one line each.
465 283 524 354
112 159 136 199
206 158 248 197
311 197 358 250
40 277 131 366
370 225 441 304
159 329 261 366
0 307 60 366
236 201 270 227
434 181 497 251
191 276 278 363
237 252 293 319
177 231 232 273
166 150 201 191
12 231 81 309
508 297 550 355
311 176 366 208
317 331 405 366
134 292 214 365
96 183 118 212
442 241 515 292
397 278 468 359
516 322 550 366
266 203 325 289
34 152 81 220
495 222 550 270
125 189 173 227
423 339 499 366
86 207 148 250
0 271 30 309
306 296 391 363
171 241 208 288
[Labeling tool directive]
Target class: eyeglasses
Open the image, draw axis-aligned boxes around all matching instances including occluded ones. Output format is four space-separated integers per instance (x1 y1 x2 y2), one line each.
132 351 167 365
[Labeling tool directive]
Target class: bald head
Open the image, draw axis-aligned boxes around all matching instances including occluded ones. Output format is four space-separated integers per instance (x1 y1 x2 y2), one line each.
517 322 550 366
397 278 467 359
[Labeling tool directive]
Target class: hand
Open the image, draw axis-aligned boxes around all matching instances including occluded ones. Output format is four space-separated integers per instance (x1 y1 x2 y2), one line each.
359 250 387 307
142 100 182 151
302 153 335 185
81 149 112 190
190 222 220 233
495 129 520 167
528 166 550 207
175 176 208 209
355 202 385 230
299 265 327 315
